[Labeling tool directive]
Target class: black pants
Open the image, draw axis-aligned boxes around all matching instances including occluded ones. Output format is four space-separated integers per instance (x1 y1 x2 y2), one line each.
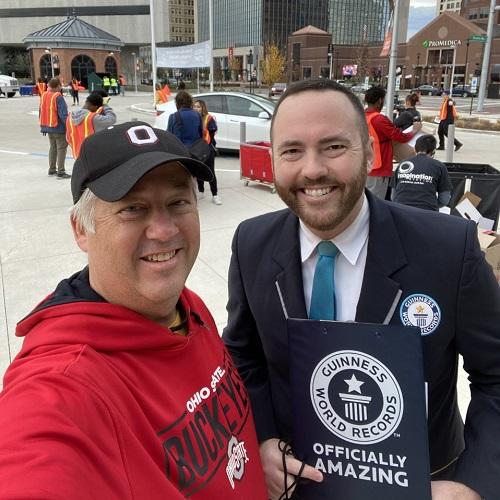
438 121 462 148
196 151 217 195
71 90 79 105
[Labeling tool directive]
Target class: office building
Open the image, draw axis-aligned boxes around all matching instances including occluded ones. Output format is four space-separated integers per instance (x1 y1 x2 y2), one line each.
437 0 462 16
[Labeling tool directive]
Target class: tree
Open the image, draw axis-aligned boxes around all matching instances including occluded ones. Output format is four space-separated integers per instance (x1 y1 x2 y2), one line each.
355 44 370 84
261 43 286 84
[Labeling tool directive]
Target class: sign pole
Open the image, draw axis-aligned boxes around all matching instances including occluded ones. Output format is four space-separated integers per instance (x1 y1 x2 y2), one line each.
150 0 157 105
386 0 401 122
209 0 214 92
477 0 500 111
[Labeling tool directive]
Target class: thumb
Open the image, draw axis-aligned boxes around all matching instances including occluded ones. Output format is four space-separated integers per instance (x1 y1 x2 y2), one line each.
300 463 324 483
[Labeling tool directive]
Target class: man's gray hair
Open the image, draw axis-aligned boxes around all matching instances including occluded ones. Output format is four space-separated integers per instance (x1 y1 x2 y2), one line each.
70 188 97 233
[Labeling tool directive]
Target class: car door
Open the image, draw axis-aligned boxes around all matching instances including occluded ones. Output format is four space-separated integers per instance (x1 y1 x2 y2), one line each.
195 94 228 147
224 95 271 149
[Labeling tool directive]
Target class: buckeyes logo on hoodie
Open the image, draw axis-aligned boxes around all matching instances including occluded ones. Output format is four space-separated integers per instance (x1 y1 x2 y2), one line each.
158 350 252 496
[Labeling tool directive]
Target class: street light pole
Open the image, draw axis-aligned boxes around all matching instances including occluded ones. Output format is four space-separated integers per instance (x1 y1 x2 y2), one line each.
464 39 470 84
209 0 214 92
449 44 457 95
132 52 138 94
477 0 500 111
386 0 401 122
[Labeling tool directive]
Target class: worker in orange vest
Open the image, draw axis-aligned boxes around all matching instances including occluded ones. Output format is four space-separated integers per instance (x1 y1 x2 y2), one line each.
364 86 421 200
70 77 80 106
154 83 169 107
437 91 462 152
66 92 117 159
39 77 70 179
36 77 47 98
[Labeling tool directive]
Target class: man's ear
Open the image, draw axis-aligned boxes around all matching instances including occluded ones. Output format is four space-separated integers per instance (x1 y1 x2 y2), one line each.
70 216 89 253
365 136 375 173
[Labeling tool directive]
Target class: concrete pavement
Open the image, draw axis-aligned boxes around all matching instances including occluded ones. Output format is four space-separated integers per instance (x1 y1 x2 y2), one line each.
1 91 499 417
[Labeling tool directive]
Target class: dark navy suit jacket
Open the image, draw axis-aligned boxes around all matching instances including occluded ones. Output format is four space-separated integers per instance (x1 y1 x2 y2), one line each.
222 191 500 499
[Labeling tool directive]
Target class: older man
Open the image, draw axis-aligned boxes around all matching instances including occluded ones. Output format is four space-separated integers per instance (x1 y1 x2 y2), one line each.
0 122 267 499
39 77 70 178
222 79 499 500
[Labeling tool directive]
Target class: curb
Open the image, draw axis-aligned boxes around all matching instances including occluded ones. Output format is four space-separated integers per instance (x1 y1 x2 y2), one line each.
130 103 156 115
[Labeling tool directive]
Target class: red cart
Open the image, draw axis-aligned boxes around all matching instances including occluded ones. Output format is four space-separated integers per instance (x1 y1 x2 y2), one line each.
239 141 275 193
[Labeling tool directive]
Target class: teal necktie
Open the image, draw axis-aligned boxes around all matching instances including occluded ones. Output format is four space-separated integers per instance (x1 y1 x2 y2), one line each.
309 241 339 321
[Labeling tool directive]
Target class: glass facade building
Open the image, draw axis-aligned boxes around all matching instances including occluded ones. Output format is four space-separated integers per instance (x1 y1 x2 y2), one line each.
197 0 328 50
328 0 391 45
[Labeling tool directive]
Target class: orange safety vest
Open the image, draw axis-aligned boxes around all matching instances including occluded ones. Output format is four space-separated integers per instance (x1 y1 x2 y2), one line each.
66 111 97 159
39 91 62 128
163 84 171 96
36 82 47 97
156 89 168 104
202 114 215 144
439 97 457 121
366 112 382 172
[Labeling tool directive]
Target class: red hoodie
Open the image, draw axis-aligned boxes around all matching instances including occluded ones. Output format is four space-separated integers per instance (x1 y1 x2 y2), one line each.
0 274 267 499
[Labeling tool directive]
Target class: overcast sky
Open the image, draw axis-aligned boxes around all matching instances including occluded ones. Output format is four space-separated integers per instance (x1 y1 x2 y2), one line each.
407 0 437 39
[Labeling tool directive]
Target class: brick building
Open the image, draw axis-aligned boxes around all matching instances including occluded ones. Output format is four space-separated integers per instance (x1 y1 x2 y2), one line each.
287 11 500 92
23 16 124 87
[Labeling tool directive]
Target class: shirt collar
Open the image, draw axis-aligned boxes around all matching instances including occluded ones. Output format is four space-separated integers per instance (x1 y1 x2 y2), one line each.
299 194 370 265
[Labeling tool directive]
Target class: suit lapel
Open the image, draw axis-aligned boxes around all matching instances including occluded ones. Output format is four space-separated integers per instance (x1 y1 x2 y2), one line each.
272 212 308 320
356 193 408 324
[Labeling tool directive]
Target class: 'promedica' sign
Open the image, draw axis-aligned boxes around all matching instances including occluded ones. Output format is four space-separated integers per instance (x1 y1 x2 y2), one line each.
288 320 431 500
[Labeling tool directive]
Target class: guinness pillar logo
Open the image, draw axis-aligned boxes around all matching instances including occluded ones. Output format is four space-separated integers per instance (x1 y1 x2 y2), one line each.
310 351 404 444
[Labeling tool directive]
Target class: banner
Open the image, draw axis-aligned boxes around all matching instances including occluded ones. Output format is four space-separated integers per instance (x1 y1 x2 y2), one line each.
380 11 394 57
156 41 210 68
288 319 431 500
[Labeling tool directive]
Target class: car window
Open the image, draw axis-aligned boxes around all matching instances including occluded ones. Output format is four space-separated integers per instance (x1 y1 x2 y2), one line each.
199 95 224 114
226 95 265 118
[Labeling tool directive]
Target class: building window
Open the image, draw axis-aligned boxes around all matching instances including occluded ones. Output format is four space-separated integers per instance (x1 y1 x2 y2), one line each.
479 7 489 18
469 8 478 19
105 56 117 75
292 43 301 65
440 49 454 65
71 55 96 87
39 54 53 79
303 67 312 79
428 50 440 65
320 66 330 78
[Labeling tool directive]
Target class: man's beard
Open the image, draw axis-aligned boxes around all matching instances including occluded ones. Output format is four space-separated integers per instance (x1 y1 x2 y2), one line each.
275 154 368 234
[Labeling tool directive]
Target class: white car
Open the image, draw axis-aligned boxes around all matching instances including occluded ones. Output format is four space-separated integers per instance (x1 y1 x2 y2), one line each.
0 75 19 98
154 91 275 151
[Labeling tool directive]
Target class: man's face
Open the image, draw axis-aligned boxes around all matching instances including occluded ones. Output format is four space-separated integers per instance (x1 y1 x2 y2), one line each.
72 163 200 327
271 90 373 239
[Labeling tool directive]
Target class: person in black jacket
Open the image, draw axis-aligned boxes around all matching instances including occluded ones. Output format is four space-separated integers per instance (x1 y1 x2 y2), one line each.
222 78 499 500
394 93 421 131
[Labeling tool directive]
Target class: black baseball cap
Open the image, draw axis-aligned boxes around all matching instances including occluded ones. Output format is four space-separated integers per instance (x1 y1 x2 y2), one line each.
71 121 213 203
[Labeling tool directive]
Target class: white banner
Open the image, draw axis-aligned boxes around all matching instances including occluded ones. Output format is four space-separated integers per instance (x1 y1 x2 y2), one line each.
156 41 210 68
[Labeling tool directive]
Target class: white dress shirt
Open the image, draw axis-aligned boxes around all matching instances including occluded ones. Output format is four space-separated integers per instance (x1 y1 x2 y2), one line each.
300 194 370 322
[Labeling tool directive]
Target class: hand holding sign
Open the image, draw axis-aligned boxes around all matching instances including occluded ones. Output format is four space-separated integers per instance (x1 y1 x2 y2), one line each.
260 438 323 499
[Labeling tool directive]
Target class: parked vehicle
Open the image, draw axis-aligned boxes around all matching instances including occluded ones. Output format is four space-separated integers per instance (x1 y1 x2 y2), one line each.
351 83 368 93
412 84 442 96
0 75 19 98
452 85 476 97
154 91 276 151
268 82 287 97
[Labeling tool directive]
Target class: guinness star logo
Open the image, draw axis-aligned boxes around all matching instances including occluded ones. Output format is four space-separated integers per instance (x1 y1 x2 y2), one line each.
344 374 364 394
416 305 425 313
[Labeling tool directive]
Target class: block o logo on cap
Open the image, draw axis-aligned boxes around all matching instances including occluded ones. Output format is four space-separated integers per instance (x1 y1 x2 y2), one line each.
126 125 159 145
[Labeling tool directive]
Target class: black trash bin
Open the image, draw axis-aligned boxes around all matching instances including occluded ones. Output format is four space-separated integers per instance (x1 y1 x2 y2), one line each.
444 162 500 230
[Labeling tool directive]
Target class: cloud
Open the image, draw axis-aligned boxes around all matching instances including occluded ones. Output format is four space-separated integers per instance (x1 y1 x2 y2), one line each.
407 6 436 39
410 0 437 7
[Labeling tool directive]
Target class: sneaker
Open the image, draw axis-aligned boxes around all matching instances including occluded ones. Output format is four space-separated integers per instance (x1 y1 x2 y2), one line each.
455 143 463 152
48 169 57 176
197 192 205 200
212 195 222 205
436 146 445 150
56 172 71 179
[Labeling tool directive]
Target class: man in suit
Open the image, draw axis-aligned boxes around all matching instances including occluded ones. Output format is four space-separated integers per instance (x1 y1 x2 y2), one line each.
222 79 500 500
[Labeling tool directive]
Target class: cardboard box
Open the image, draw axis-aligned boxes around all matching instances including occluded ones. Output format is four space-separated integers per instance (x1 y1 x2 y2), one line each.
478 230 500 284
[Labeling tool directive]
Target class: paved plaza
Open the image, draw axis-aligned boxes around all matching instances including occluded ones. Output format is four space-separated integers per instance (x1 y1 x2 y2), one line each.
1 90 499 417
